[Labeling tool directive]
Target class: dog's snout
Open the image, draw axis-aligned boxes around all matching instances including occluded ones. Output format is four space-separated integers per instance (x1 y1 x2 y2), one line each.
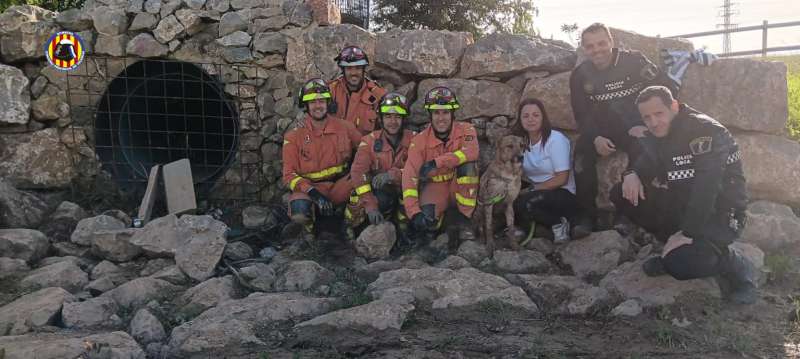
515 155 523 162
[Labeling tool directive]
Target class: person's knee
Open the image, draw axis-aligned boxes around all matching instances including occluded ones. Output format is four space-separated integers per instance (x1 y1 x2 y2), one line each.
661 245 719 281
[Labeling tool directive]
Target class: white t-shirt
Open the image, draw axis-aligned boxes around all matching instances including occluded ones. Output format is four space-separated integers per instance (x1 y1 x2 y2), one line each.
522 130 576 194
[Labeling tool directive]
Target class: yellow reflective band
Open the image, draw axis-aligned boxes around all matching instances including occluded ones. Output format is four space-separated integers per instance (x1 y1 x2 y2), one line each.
289 176 303 191
424 104 460 110
355 184 371 195
456 176 479 185
403 189 418 198
456 193 476 207
380 105 408 115
453 150 467 165
344 208 352 219
359 141 367 147
284 140 290 145
303 164 346 180
302 92 332 102
431 172 455 182
349 195 359 204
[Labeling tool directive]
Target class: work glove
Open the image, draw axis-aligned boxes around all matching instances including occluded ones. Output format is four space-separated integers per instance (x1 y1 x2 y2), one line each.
411 212 435 232
307 188 334 216
371 172 393 189
419 160 437 179
367 210 384 225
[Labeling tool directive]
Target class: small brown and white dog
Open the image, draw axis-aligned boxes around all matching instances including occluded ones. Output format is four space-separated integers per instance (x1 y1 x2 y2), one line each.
475 135 526 254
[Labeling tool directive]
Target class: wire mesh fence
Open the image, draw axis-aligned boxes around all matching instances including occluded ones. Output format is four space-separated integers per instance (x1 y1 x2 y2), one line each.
334 0 370 29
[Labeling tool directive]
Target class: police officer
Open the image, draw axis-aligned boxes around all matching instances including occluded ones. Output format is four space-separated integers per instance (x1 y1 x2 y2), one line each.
329 46 387 136
610 85 757 305
570 22 678 236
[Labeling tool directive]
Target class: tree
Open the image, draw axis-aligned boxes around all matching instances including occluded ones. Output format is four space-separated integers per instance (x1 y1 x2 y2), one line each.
1 0 85 14
373 0 538 39
560 23 580 46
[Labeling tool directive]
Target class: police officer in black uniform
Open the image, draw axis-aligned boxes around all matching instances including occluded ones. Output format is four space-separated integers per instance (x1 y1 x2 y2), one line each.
569 23 678 236
610 85 757 305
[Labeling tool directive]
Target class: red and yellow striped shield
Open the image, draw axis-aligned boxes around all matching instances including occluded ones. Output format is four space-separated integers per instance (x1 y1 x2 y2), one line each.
45 31 85 71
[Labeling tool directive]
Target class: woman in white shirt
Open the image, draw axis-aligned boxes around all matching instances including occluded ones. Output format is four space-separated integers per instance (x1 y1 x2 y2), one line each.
512 98 579 243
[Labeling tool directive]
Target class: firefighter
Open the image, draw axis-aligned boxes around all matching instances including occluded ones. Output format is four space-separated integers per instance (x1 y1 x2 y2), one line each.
402 87 479 247
570 22 679 237
281 78 362 239
610 85 757 305
328 45 387 136
346 92 415 237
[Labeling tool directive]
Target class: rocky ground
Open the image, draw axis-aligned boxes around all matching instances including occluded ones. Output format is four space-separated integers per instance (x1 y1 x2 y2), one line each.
1 192 800 359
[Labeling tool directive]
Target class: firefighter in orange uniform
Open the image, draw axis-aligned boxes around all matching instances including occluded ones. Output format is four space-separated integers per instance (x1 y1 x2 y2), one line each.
281 78 362 238
328 45 387 136
346 92 415 236
402 87 480 246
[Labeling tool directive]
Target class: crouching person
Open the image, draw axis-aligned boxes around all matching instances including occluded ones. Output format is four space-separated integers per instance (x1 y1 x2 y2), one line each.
402 87 479 249
346 92 415 239
281 78 362 240
610 86 757 304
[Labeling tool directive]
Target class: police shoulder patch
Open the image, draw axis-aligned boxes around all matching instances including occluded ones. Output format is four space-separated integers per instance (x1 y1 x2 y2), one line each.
689 136 713 155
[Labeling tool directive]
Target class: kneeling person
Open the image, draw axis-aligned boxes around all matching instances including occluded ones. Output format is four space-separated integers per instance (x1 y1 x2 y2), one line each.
610 86 756 304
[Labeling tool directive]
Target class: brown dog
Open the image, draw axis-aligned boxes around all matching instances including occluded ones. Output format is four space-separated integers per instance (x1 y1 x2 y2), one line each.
475 135 526 255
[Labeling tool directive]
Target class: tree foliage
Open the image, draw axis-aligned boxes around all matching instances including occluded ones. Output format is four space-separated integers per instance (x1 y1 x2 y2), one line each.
373 0 538 38
0 0 85 14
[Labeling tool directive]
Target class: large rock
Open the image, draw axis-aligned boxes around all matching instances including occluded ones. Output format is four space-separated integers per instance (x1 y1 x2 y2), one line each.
0 257 30 279
0 180 48 228
218 10 248 36
174 215 228 282
456 240 490 266
252 32 288 55
521 72 576 130
285 24 375 80
128 214 181 257
39 201 88 242
506 274 610 316
0 287 76 335
375 29 473 77
735 133 800 207
355 222 396 260
94 33 129 56
458 33 575 79
223 241 253 260
102 277 182 308
239 262 276 291
600 259 719 308
367 267 538 321
0 331 145 359
275 260 335 292
0 6 56 62
71 214 127 246
92 6 128 35
740 201 800 252
609 27 693 69
130 308 166 344
411 79 520 123
55 8 93 31
295 298 415 348
0 128 77 189
166 292 337 357
126 33 169 57
176 275 239 316
20 260 89 293
492 249 552 274
558 230 630 281
91 229 143 262
154 14 185 43
90 260 125 280
680 59 788 134
0 64 30 125
61 296 120 329
0 228 49 263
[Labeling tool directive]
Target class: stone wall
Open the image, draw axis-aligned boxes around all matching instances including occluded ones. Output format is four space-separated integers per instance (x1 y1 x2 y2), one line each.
0 1 794 209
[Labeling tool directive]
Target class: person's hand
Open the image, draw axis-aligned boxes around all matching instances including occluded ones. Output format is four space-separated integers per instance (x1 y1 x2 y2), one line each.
593 136 617 156
419 160 437 179
307 188 334 216
367 210 384 225
622 172 645 206
371 172 393 189
662 231 693 256
628 125 649 138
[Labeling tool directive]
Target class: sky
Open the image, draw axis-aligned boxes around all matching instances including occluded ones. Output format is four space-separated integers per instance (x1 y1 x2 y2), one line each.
534 0 800 55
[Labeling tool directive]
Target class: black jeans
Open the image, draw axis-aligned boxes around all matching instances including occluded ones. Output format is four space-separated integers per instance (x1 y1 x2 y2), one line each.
513 188 579 227
610 183 738 280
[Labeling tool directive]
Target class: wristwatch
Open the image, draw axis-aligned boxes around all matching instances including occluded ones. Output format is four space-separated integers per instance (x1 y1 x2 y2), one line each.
621 169 637 180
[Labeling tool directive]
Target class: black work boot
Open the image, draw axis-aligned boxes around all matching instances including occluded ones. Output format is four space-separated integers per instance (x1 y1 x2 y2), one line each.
718 247 759 305
572 214 594 239
642 256 667 277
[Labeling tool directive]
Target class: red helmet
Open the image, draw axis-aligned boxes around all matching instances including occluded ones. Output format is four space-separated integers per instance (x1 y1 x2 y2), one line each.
424 86 460 111
334 45 369 67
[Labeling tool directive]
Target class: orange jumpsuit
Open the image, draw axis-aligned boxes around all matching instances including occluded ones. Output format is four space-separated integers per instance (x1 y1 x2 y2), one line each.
402 121 480 221
347 129 414 224
282 114 362 211
328 76 387 136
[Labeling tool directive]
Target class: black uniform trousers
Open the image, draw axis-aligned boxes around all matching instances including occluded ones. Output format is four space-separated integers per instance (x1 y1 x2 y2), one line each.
513 188 579 227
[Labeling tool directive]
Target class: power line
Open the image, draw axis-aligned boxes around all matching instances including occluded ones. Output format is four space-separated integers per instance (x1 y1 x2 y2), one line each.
717 0 739 54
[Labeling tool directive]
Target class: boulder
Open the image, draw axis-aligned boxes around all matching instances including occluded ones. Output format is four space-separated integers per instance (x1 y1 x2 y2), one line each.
140 258 175 277
375 29 473 77
176 275 239 316
735 133 800 207
90 260 125 281
38 255 91 270
252 32 288 55
0 7 56 62
285 24 375 80
61 296 120 329
275 260 335 292
94 34 129 56
0 64 30 125
55 8 93 31
128 214 181 257
609 27 693 69
458 33 575 79
558 230 630 281
206 0 230 12
411 79 520 124
241 204 276 228
148 265 191 286
38 201 88 242
0 257 30 279
0 287 76 335
129 12 158 31
730 242 767 286
367 267 538 321
0 331 145 359
154 14 185 43
0 180 48 228
680 59 788 134
130 308 166 344
52 242 90 258
91 229 143 262
492 249 552 274
523 237 556 255
506 274 610 316
218 11 248 36
102 277 182 308
239 262 277 291
0 228 49 263
71 215 127 246
295 298 415 348
611 299 643 317
20 260 89 293
521 72 576 130
127 33 169 57
91 6 128 35
600 259 719 308
166 292 337 357
223 241 253 260
0 128 77 189
740 201 800 252
434 255 471 270
174 215 229 282
355 222 397 260
456 240 490 266
216 30 251 47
